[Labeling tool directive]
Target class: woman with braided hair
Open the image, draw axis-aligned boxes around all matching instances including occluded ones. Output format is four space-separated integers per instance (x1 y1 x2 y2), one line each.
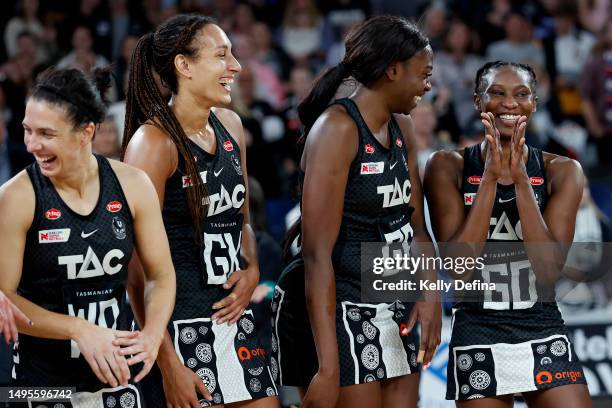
122 14 279 408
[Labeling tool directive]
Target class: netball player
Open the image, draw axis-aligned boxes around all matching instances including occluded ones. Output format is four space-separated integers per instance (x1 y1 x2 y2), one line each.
0 67 176 405
425 61 591 407
122 14 278 408
271 15 441 408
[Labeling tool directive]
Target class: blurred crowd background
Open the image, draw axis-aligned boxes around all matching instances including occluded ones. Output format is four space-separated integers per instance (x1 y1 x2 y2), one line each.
3 0 612 403
3 0 612 234
2 0 612 316
1 0 612 308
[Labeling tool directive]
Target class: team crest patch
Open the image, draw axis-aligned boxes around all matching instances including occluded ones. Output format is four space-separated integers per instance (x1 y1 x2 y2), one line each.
112 216 127 240
231 155 242 175
364 144 375 154
38 228 70 243
360 162 384 175
396 138 403 147
223 140 234 151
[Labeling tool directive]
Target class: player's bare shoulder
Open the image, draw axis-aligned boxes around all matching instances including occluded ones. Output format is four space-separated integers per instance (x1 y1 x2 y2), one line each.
542 152 583 185
0 170 36 228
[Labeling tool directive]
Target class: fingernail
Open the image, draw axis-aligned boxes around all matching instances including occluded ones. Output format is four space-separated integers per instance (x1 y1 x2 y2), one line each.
28 320 34 326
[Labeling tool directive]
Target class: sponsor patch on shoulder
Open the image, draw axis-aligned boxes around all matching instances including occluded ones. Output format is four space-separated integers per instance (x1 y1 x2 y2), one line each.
106 201 122 213
467 175 482 185
39 228 71 243
530 176 544 186
45 208 61 220
360 162 384 175
464 193 476 205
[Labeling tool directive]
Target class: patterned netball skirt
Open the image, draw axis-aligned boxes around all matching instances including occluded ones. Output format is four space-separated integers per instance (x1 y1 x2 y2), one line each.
446 307 587 400
141 310 277 407
7 385 142 408
271 258 420 387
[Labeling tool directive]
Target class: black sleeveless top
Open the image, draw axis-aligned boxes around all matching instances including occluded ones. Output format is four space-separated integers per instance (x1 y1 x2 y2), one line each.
162 110 246 320
15 155 134 390
458 143 557 315
326 98 414 302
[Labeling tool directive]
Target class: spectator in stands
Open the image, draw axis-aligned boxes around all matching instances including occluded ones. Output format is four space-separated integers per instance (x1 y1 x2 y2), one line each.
232 64 284 197
421 2 448 51
486 11 545 67
282 66 314 169
92 116 121 159
4 0 51 64
434 18 483 135
252 21 293 81
114 33 139 100
476 0 511 51
70 0 113 60
235 34 285 110
579 17 612 164
279 0 325 66
411 101 455 178
578 0 611 34
57 25 109 74
552 3 596 119
319 0 367 52
57 25 116 101
110 0 131 60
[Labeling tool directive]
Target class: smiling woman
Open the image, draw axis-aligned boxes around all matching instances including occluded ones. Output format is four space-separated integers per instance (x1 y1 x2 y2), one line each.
270 15 441 408
424 61 592 408
122 14 279 408
0 67 176 407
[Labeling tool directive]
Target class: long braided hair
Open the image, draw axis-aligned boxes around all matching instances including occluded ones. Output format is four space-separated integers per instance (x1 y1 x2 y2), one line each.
122 14 215 241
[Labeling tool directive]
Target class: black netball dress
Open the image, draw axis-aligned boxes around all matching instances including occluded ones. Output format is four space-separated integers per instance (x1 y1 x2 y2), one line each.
446 144 586 400
142 110 277 407
12 155 141 408
271 98 420 387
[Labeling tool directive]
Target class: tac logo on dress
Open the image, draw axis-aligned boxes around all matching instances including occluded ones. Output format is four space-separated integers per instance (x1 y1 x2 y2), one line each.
45 208 62 220
106 201 122 213
223 140 234 151
38 228 71 243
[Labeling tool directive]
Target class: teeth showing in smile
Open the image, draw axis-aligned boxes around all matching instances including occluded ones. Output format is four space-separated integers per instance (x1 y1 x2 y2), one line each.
38 156 53 163
499 114 519 121
220 78 234 92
